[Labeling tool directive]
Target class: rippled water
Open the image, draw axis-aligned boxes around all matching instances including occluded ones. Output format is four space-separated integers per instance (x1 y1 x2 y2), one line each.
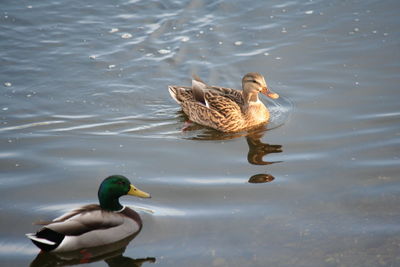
1 0 399 266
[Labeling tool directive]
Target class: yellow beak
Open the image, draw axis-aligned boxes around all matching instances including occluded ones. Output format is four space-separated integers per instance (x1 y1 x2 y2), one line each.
128 184 151 198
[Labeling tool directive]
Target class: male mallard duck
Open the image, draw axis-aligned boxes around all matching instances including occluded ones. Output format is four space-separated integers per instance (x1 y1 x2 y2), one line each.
26 175 151 252
168 72 279 132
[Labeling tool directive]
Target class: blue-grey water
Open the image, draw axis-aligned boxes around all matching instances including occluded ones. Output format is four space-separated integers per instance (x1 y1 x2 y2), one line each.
1 0 399 266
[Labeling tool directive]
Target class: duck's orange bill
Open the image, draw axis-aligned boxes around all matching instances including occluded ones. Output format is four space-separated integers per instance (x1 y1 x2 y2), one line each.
262 87 279 99
267 92 279 99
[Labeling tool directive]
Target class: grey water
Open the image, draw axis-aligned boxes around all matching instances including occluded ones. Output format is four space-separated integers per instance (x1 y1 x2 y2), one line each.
1 0 399 266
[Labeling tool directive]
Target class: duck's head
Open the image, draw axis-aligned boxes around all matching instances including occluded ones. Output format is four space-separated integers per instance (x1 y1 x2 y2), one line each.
242 72 279 100
98 175 151 211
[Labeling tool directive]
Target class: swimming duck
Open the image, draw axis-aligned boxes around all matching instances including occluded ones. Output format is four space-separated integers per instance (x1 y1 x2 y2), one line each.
168 72 279 132
26 175 151 252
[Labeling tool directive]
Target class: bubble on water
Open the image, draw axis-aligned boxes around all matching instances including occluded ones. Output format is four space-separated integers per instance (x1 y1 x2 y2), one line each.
234 41 242 46
89 55 97 60
181 36 190 42
121 33 132 39
302 25 307 28
209 27 213 31
305 10 314 15
383 32 389 36
27 5 33 9
218 41 223 45
275 57 281 60
281 27 287 33
109 28 119 33
2 107 8 111
199 30 204 34
4 82 12 87
263 52 269 56
354 28 359 32
158 49 171 54
108 64 116 69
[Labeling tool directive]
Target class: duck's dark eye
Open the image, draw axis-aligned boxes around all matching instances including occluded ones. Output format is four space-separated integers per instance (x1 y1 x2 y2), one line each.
252 80 262 86
116 181 125 185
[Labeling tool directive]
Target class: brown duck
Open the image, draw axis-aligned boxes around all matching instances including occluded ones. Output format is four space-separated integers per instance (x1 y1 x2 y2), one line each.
168 72 279 132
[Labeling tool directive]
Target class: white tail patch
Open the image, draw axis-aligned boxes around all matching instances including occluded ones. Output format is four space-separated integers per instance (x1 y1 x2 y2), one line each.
168 86 181 104
25 233 56 245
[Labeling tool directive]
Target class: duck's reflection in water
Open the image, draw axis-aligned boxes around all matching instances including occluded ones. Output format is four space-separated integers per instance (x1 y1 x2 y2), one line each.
181 119 283 183
30 234 155 267
246 128 282 166
248 173 275 183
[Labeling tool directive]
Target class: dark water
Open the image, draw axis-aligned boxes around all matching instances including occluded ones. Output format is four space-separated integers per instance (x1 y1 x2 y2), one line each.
1 0 399 266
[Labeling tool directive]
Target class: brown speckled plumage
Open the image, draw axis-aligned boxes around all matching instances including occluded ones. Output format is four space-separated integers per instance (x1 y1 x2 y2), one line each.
168 72 279 132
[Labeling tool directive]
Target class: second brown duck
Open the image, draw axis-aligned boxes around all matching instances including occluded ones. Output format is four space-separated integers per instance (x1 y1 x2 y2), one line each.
168 72 279 132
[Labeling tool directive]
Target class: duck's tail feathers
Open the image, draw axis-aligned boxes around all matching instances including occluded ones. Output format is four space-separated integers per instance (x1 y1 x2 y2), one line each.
26 228 64 252
168 86 182 104
26 233 56 245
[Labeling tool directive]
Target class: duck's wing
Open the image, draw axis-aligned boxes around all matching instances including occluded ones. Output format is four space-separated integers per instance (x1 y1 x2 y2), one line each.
26 205 132 252
169 76 247 132
46 208 124 236
190 76 244 108
180 91 244 132
191 78 207 106
50 204 102 224
208 86 244 105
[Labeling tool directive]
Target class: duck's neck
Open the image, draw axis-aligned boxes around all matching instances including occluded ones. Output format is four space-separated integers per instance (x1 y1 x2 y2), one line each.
242 91 261 110
241 90 269 124
99 194 123 211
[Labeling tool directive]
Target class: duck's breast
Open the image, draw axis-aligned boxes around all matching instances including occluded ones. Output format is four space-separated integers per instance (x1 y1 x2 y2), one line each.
244 101 270 126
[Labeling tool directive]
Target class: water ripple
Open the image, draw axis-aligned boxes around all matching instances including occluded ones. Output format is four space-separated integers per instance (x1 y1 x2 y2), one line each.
48 120 129 133
235 47 272 57
0 120 65 133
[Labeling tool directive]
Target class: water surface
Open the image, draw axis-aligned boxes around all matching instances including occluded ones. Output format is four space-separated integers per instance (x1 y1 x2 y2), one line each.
1 0 399 266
